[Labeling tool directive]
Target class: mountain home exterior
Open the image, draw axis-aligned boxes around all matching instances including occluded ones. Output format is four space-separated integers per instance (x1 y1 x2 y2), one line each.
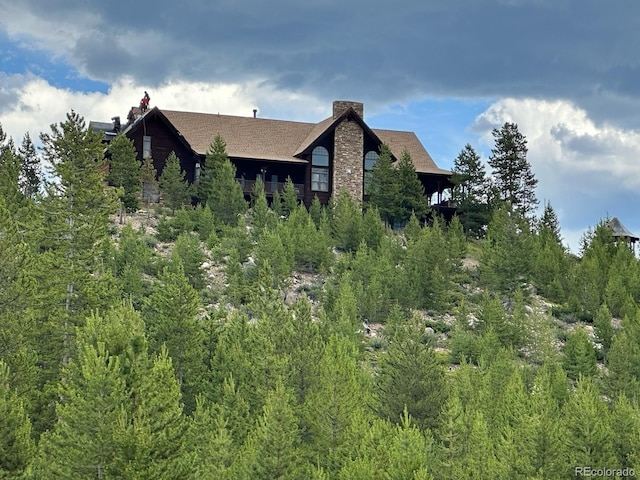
95 100 454 215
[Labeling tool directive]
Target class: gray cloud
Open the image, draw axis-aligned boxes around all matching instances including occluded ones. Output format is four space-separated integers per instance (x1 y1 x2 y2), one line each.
3 0 640 128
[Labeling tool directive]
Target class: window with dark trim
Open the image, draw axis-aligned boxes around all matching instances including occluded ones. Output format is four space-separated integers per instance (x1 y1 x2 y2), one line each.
143 135 152 159
311 146 329 192
364 150 378 193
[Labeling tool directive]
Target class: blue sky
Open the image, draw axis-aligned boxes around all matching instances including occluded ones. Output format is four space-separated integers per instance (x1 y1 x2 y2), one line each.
2 0 640 253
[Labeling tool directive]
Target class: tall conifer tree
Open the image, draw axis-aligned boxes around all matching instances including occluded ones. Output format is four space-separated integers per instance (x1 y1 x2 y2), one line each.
107 132 141 213
39 110 120 364
488 122 538 216
452 143 490 236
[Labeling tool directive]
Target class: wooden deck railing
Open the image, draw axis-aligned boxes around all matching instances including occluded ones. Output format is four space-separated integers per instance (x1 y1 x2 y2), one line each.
237 179 305 199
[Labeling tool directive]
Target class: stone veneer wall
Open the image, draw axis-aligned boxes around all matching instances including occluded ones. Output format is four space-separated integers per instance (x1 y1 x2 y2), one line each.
332 101 364 201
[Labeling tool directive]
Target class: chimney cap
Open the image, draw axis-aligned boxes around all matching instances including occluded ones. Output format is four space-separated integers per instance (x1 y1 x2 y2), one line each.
253 108 258 118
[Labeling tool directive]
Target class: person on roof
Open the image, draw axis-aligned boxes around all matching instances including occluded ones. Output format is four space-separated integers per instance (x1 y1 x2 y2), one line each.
140 91 150 113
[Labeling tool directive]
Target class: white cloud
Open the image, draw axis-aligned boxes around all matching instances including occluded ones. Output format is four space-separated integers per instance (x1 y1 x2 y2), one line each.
474 98 640 253
0 75 329 147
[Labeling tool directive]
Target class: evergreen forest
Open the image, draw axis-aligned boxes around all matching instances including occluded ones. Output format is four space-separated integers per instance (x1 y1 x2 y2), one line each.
1 113 640 479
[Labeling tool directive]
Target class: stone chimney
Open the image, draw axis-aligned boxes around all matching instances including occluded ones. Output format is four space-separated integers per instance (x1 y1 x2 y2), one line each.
332 100 364 201
333 100 364 119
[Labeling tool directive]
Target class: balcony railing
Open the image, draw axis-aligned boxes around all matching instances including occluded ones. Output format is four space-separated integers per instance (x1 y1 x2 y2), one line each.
237 179 305 199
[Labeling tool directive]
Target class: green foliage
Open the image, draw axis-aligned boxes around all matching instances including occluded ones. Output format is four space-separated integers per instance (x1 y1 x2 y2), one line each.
451 143 490 237
240 381 307 479
562 326 597 380
563 377 616 470
568 219 617 318
480 204 534 294
202 135 247 225
606 307 640 400
367 144 399 225
396 149 429 222
403 217 456 311
367 145 428 226
0 126 22 210
107 132 141 212
331 190 363 252
172 232 206 291
140 156 159 205
185 399 234 479
281 176 299 218
376 320 448 431
143 265 205 413
488 122 538 216
594 303 614 356
17 132 42 200
281 205 332 272
160 151 193 213
39 110 120 366
303 335 369 474
0 360 35 478
250 177 276 236
198 134 224 205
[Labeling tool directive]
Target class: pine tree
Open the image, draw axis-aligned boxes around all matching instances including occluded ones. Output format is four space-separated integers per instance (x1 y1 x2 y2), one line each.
33 342 131 478
17 132 41 199
605 307 640 400
309 194 323 227
367 144 400 225
132 346 191 479
331 190 363 252
251 177 276 236
198 134 225 205
610 394 640 470
403 218 453 311
563 377 616 471
451 143 490 237
142 264 205 414
563 327 597 382
593 303 614 357
185 398 234 480
303 335 369 474
241 381 307 479
203 135 247 225
384 410 435 480
488 122 538 216
376 319 448 431
528 363 569 479
0 126 23 210
480 204 534 294
436 391 467 479
140 156 159 205
39 110 120 365
172 232 206 290
395 149 429 224
288 295 323 405
532 202 569 302
281 175 299 218
107 132 141 213
0 360 35 479
159 151 192 213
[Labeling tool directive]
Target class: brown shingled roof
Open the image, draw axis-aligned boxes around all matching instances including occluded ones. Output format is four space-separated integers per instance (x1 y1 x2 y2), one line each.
374 128 450 175
608 217 639 241
159 108 449 173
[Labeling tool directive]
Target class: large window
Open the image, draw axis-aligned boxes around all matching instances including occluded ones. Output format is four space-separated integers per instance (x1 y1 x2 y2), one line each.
311 146 329 192
364 150 378 193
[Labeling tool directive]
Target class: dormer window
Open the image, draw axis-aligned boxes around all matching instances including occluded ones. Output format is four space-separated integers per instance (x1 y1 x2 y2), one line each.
311 146 329 192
